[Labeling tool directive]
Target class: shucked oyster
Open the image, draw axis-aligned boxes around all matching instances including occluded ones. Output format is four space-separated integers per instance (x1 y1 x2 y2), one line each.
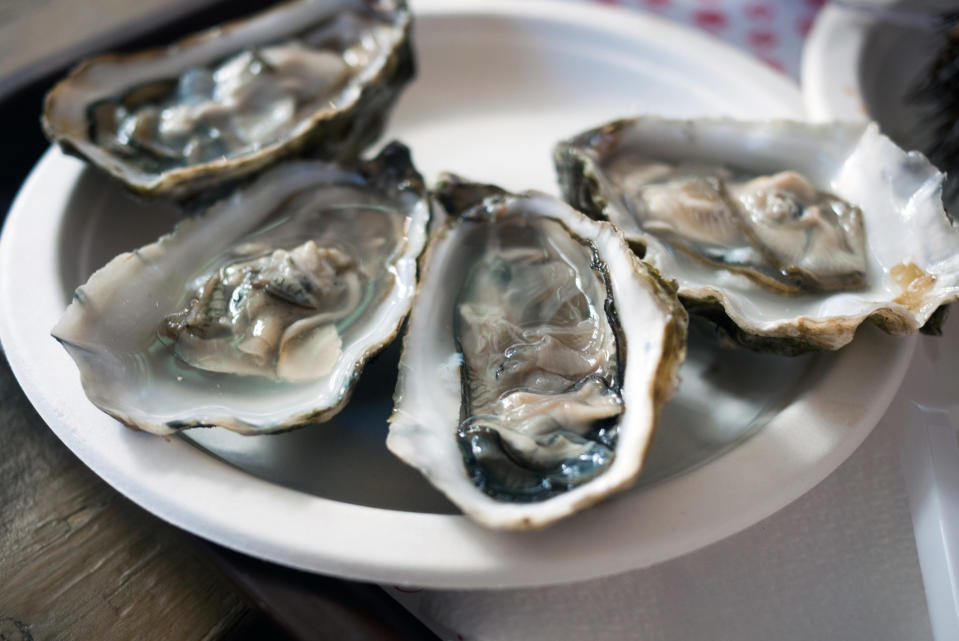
555 117 959 353
388 179 687 530
42 0 413 199
53 142 430 434
604 162 868 295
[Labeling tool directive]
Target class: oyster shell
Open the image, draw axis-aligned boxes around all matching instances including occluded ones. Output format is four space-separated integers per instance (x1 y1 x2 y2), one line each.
52 142 430 434
555 117 959 353
42 0 413 199
387 178 687 530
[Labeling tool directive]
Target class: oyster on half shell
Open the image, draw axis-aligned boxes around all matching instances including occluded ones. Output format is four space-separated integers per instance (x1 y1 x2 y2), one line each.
387 178 687 530
53 142 430 434
42 0 413 199
555 117 959 354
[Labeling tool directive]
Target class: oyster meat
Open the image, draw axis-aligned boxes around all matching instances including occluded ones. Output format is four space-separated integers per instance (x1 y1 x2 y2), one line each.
614 162 868 294
42 0 413 199
53 142 430 434
555 117 959 353
388 179 687 530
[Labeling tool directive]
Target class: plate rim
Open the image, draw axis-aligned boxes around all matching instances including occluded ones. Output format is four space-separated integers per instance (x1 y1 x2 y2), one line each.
0 0 915 589
801 3 875 121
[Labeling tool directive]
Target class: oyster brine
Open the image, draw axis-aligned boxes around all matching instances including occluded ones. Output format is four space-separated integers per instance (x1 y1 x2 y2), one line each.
555 117 959 353
43 0 413 199
388 179 687 530
53 143 430 434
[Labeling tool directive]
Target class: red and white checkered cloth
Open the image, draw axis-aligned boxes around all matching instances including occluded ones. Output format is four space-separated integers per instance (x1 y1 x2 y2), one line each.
590 0 826 77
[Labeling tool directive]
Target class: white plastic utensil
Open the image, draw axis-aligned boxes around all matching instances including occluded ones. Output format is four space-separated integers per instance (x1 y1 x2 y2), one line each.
900 313 959 641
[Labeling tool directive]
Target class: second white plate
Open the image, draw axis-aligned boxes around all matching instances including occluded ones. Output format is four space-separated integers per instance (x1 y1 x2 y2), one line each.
0 0 914 588
803 0 951 128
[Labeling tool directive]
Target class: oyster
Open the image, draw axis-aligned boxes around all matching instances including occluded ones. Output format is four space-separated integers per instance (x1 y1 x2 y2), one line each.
53 142 430 434
555 117 959 353
387 178 687 530
42 0 413 199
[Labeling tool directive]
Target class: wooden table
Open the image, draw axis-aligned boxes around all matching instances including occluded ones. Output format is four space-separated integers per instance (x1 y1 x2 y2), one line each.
0 351 261 640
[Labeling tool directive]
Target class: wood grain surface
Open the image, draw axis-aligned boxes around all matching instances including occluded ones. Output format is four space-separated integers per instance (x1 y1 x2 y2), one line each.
0 353 252 641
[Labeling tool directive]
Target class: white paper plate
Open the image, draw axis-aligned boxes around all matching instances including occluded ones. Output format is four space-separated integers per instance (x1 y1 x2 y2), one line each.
0 0 914 588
